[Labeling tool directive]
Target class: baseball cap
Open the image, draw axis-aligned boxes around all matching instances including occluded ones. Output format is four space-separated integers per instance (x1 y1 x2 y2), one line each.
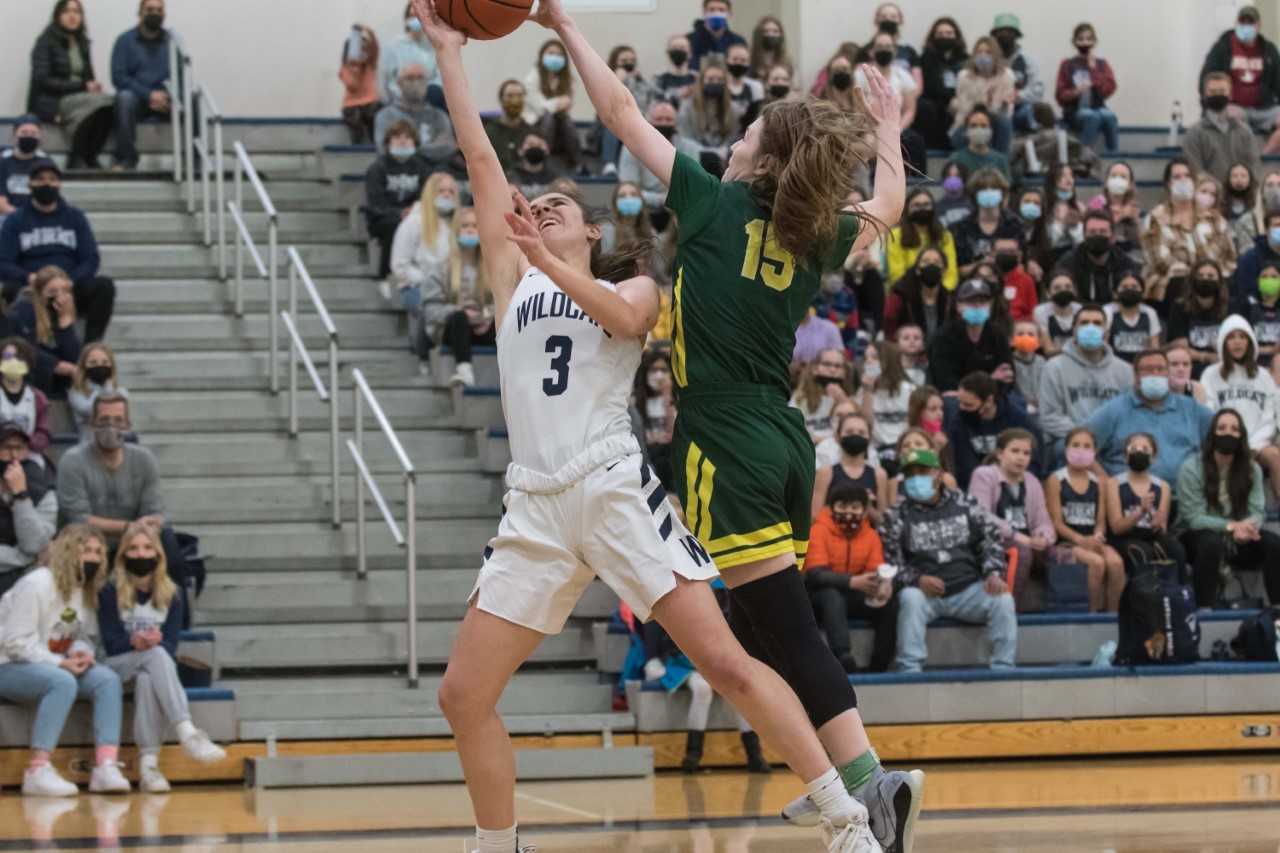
13 114 41 133
0 421 30 443
900 448 941 470
1239 5 1261 23
956 278 993 301
991 13 1022 35
28 158 61 179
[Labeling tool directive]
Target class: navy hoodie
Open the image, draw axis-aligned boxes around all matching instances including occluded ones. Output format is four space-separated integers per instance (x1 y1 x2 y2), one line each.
686 18 746 70
0 198 99 290
944 390 1042 491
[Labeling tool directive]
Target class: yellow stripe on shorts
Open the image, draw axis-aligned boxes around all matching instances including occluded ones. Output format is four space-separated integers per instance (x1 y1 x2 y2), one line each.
671 267 688 388
683 441 716 541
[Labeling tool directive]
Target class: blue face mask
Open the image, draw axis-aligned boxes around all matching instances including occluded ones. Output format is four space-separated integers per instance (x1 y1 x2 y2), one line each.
1269 226 1280 247
1020 202 1042 221
1140 375 1170 401
1056 188 1074 202
1237 23 1258 44
976 188 1003 209
435 197 456 215
457 233 480 249
904 474 937 502
406 17 423 33
962 306 990 326
706 13 729 31
617 197 644 217
542 54 567 73
389 144 416 161
1075 323 1104 350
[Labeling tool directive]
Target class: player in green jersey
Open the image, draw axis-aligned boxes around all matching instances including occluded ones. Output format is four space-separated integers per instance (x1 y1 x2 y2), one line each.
533 2 923 852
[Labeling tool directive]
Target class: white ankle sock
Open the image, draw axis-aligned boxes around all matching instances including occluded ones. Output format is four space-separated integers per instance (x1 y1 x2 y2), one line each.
806 766 862 826
175 720 197 741
140 751 160 772
476 823 518 853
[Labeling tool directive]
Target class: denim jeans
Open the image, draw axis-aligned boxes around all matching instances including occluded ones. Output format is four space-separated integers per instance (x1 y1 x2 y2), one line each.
1012 100 1038 134
0 662 122 752
1073 107 1120 152
894 579 1018 672
114 89 170 168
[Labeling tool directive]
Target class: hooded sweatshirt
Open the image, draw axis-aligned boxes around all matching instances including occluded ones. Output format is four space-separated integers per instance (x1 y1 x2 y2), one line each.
0 197 99 289
1200 314 1280 449
803 507 884 589
1038 339 1134 442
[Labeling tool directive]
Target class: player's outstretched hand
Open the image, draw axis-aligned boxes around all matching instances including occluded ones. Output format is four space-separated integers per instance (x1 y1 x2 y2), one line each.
411 0 467 51
530 0 570 30
504 192 553 268
855 63 902 128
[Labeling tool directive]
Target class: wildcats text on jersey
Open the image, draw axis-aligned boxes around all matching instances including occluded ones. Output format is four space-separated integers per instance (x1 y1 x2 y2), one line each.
514 289 611 337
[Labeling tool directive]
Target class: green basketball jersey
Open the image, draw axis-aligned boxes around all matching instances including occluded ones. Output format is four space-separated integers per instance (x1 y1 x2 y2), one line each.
665 152 860 398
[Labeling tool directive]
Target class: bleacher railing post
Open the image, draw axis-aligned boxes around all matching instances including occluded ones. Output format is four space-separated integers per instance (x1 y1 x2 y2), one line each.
198 91 211 246
168 40 182 183
268 218 279 394
406 471 418 688
330 337 341 529
354 385 367 580
233 159 244 317
215 116 225 280
287 261 298 436
183 55 194 213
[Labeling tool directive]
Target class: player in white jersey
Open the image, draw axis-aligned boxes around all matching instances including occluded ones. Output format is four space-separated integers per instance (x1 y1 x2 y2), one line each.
414 4 882 853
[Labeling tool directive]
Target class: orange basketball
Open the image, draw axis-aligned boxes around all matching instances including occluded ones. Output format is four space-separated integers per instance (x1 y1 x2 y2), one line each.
438 0 534 40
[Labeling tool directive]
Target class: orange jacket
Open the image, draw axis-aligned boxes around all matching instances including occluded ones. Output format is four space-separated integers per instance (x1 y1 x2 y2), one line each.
805 507 884 579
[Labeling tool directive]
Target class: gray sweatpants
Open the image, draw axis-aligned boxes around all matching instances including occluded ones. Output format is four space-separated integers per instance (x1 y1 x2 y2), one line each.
104 647 191 753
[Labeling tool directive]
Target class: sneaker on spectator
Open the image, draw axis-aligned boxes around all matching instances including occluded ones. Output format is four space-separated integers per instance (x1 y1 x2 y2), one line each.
378 280 394 303
139 766 171 793
602 162 618 177
450 362 476 388
22 764 77 797
180 730 226 764
88 762 131 794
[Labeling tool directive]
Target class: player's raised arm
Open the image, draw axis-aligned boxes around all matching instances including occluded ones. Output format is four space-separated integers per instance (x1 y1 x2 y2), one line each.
848 65 906 253
532 0 676 187
412 0 523 318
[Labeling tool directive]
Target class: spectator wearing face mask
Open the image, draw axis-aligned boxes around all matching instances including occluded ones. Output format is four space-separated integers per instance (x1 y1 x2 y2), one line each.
0 420 56 587
0 338 52 455
686 0 745 71
810 42 860 98
657 35 696 105
1142 160 1237 309
508 132 562 199
1200 317 1280 495
952 167 1019 278
678 59 740 176
1105 271 1163 364
1009 319 1045 413
0 159 114 343
749 17 792 81
738 64 792 134
936 162 973 228
415 207 493 389
915 17 968 151
364 121 431 281
857 32 926 176
631 349 676 489
523 40 581 170
812 412 889 526
943 370 1038 490
373 63 457 165
1056 210 1136 305
1233 209 1280 312
947 107 1010 182
14 266 80 399
992 235 1036 322
381 2 441 106
949 37 1016 153
723 44 761 112
885 188 958 290
1094 162 1145 266
791 349 851 444
338 24 380 145
1010 102 1101 185
1183 73 1263 188
884 247 952 341
1013 187 1052 285
599 45 658 173
864 4 923 86
1033 272 1081 356
388 172 458 311
619 101 686 215
1167 259 1232 378
1224 162 1261 255
928 279 1015 395
982 14 1039 135
860 340 917 471
0 116 47 230
68 342 125 430
484 80 536 172
804 483 895 674
1199 5 1280 156
1043 163 1086 264
1054 23 1118 153
109 0 174 172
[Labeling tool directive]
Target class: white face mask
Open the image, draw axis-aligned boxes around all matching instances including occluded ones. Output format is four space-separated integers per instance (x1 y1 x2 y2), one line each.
1170 178 1195 201
1106 175 1129 196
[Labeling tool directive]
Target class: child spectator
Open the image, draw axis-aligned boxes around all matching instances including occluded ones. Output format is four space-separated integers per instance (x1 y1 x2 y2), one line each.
884 189 958 291
389 172 459 311
685 0 746 70
0 116 46 228
0 338 51 455
484 80 535 172
0 420 57 591
338 25 380 145
949 38 1015 153
68 342 125 430
656 35 696 104
1166 259 1230 378
523 40 581 170
805 484 896 673
748 16 791 81
916 17 968 151
861 341 915 472
812 413 889 526
947 107 1010 181
15 266 80 399
677 59 739 176
1200 315 1280 496
952 169 1020 277
1104 431 1179 561
1046 427 1126 612
1054 23 1119 152
886 425 958 505
1167 342 1212 405
363 121 431 281
1010 320 1045 412
1105 271 1163 364
1034 272 1080 356
98 521 225 793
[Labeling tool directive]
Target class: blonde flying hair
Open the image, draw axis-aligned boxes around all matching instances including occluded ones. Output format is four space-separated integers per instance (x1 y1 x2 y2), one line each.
418 172 455 250
111 520 177 612
71 342 117 396
30 266 70 347
48 523 108 604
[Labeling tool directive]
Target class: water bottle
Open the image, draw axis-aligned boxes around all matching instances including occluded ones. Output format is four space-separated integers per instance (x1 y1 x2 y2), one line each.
48 608 78 655
346 27 365 63
1169 100 1183 147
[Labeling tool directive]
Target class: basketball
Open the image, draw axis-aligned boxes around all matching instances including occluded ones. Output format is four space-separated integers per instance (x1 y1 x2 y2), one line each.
438 0 533 40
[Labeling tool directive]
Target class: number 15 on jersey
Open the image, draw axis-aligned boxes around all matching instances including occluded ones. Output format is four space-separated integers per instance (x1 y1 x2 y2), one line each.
741 219 795 292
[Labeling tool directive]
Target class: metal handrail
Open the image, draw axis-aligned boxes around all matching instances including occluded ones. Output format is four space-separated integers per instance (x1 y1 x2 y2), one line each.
229 141 280 391
285 248 341 529
169 45 228 290
349 368 418 687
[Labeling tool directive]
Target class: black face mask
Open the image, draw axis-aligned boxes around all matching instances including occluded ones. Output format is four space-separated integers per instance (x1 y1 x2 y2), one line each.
16 137 39 155
668 49 689 66
960 406 984 424
1167 275 1188 295
1204 94 1230 112
618 62 636 73
830 71 853 91
1051 290 1075 307
84 365 112 385
933 37 956 53
655 125 677 140
1117 288 1143 307
918 265 943 288
1075 42 1093 56
30 185 59 206
832 512 862 531
1127 451 1152 473
142 12 164 31
907 208 934 226
702 83 726 99
727 63 750 78
840 435 870 457
814 375 843 389
878 20 899 36
1213 433 1241 455
1084 234 1110 255
523 148 547 166
761 35 781 50
995 253 1019 273
81 561 100 584
995 34 1018 55
768 84 790 99
1193 278 1219 298
124 556 158 578
874 49 895 67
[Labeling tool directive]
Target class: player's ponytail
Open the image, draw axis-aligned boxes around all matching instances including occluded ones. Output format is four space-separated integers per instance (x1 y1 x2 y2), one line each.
557 186 653 282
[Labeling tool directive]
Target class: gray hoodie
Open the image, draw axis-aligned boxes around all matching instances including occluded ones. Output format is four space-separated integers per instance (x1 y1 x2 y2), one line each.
1039 340 1134 442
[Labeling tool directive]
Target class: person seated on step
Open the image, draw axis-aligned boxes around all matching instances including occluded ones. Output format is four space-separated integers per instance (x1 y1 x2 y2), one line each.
0 159 116 343
108 0 175 172
67 342 128 431
14 266 81 400
0 420 58 599
387 171 458 310
413 206 494 388
364 120 433 282
883 446 1018 673
804 483 897 674
56 394 190 589
0 115 47 230
506 131 562 201
97 520 225 793
0 338 53 458
0 523 130 797
373 62 458 169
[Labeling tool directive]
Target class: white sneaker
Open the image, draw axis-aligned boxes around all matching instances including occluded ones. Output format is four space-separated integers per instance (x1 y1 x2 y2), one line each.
22 764 78 797
88 762 131 794
181 730 227 764
449 362 476 388
602 162 618 177
140 766 171 793
378 280 394 302
822 815 882 853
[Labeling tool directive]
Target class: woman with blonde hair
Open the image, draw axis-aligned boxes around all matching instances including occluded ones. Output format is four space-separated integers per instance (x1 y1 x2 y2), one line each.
97 520 225 793
676 58 739 175
67 342 126 429
949 35 1016 152
389 171 459 310
0 523 128 796
416 206 494 387
15 266 79 398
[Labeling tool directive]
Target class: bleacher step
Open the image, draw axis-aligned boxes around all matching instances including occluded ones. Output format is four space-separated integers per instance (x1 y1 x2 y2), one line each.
240 713 635 741
114 278 393 315
118 350 419 391
125 388 452 432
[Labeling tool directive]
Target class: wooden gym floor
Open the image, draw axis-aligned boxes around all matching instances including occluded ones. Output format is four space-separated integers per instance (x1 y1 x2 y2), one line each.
0 754 1277 851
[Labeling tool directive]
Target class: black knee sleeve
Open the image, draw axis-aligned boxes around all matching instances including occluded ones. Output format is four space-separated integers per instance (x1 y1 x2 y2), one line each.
730 567 858 728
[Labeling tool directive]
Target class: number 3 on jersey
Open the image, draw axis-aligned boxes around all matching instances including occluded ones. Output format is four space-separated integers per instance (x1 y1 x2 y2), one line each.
543 335 573 396
740 219 795 292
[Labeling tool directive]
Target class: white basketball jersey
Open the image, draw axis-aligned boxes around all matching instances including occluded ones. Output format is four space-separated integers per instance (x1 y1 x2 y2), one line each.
496 268 641 477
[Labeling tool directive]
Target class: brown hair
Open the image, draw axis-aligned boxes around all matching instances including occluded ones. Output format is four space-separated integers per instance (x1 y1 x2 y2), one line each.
30 266 70 346
873 340 909 395
750 96 880 267
536 39 572 99
750 16 792 78
382 118 418 149
1064 426 1096 450
611 181 655 244
1220 323 1259 380
539 187 653 284
689 58 735 140
906 384 941 427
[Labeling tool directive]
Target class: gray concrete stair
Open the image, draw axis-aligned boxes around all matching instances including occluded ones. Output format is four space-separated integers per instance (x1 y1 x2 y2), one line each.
108 312 400 351
118 350 417 391
114 278 391 315
127 387 452 432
